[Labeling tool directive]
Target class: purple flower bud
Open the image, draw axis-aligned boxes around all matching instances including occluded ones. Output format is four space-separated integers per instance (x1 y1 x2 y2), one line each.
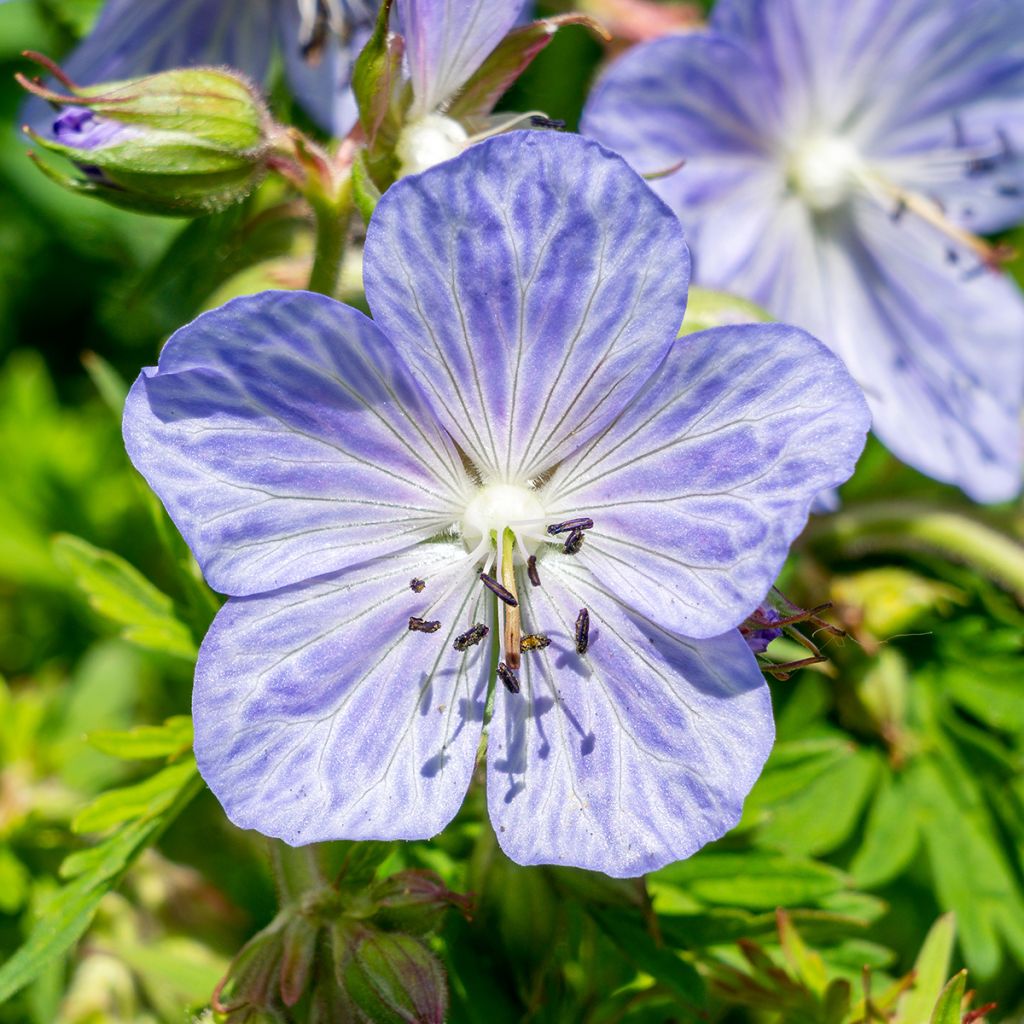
740 606 783 655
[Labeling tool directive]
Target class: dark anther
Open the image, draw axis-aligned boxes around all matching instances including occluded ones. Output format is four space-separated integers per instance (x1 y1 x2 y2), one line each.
967 155 999 177
409 616 441 633
563 528 585 555
520 633 551 653
479 572 518 606
946 247 960 265
997 184 1022 198
454 623 489 651
530 115 566 130
410 577 426 593
299 1 331 62
497 661 521 694
997 127 1015 158
527 554 541 587
575 608 590 655
547 517 594 536
889 198 906 223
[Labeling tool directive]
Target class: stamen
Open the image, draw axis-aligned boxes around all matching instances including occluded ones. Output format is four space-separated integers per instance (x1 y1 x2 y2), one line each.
529 115 565 130
500 529 522 670
547 517 594 536
997 185 1022 198
410 577 426 593
527 554 541 587
409 616 441 633
479 571 518 607
298 0 332 63
562 528 585 555
575 608 590 655
889 198 907 223
453 623 489 651
520 633 550 653
497 661 521 694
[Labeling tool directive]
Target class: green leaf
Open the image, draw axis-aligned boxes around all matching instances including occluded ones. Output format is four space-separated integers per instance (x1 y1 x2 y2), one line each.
53 533 197 658
894 913 956 1024
589 906 705 1006
0 845 31 914
929 970 967 1024
0 765 202 1004
654 852 847 909
81 350 129 418
754 748 880 856
87 715 193 760
71 758 198 834
850 774 920 888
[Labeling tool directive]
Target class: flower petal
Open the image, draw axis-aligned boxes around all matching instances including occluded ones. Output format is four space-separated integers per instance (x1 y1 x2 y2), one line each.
363 131 690 483
23 0 275 134
398 0 526 117
831 199 1024 502
580 33 789 286
276 0 377 137
194 542 492 844
123 290 470 596
541 323 869 639
487 559 773 877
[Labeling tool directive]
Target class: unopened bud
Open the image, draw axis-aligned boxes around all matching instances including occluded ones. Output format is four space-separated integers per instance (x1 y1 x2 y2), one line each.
342 930 448 1024
370 869 473 935
18 53 273 215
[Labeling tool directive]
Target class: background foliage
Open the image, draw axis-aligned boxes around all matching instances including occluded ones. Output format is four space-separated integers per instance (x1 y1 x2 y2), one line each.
1 0 1024 1020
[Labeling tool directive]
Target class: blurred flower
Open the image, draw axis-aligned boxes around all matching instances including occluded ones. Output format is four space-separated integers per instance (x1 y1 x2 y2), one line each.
122 132 868 876
19 58 273 215
22 0 378 139
582 0 1024 502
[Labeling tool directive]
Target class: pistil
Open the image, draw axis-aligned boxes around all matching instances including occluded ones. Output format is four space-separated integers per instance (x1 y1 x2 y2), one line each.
500 529 522 670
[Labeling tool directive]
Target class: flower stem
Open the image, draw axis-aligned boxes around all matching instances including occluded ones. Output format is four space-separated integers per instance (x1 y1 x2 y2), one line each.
807 501 1024 601
307 185 352 297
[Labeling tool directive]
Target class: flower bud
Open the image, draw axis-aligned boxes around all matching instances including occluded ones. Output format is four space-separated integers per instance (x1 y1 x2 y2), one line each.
369 869 473 936
18 53 273 215
341 930 448 1024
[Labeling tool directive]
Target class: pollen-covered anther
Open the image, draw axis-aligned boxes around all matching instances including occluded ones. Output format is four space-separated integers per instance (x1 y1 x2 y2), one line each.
453 623 489 651
520 633 550 653
562 528 585 555
409 616 441 634
575 608 590 655
479 572 518 607
497 662 521 694
410 577 426 593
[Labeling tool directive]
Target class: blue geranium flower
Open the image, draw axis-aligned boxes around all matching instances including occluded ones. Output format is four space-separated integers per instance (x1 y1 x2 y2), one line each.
122 132 868 877
582 0 1024 503
23 0 377 138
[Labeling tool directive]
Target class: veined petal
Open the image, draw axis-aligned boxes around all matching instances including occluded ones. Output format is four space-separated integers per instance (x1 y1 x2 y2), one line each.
580 33 789 286
276 0 376 137
123 291 471 597
487 559 773 877
194 541 492 844
582 32 779 169
23 0 274 134
829 199 1024 502
363 131 690 483
541 324 870 639
398 0 526 117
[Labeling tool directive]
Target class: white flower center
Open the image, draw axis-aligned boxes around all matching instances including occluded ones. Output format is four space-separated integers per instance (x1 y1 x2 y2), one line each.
461 483 546 555
788 135 862 212
396 114 469 177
